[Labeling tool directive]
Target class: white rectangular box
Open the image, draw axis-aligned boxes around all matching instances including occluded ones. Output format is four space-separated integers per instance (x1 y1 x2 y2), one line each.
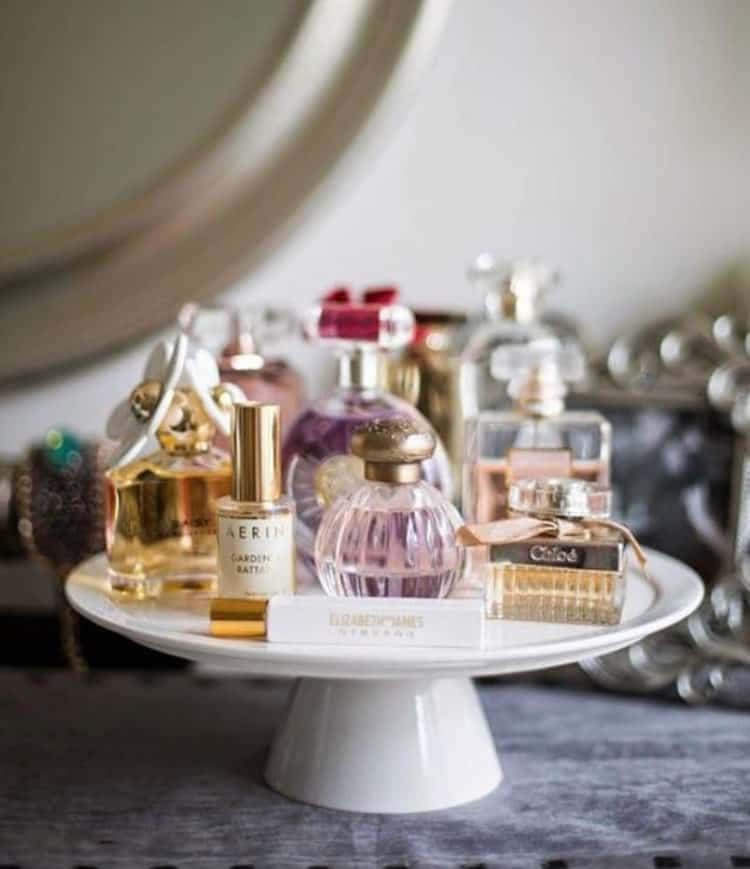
267 595 485 649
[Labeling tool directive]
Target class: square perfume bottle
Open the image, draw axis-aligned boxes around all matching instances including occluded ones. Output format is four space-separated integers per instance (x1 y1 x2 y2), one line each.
478 478 629 625
463 340 611 522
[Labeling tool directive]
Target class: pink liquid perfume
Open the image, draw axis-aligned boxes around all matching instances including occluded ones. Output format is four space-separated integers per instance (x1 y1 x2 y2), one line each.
315 418 464 598
283 289 453 579
463 339 611 522
181 304 305 439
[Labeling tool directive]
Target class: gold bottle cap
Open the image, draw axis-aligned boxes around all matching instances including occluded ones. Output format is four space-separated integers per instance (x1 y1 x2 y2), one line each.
231 402 281 501
350 418 434 484
508 478 611 519
210 597 268 638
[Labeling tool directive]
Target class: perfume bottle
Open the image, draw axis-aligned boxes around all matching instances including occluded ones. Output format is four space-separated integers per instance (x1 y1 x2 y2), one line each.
217 402 295 598
105 334 241 598
460 255 558 419
283 289 453 578
481 478 628 624
315 418 464 598
181 304 305 438
463 339 610 522
386 309 468 483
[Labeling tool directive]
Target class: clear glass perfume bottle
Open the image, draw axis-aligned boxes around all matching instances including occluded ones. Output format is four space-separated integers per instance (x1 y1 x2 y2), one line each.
484 478 627 624
182 304 306 439
283 292 454 579
460 255 558 418
315 418 464 598
106 386 231 598
216 402 295 598
463 340 611 522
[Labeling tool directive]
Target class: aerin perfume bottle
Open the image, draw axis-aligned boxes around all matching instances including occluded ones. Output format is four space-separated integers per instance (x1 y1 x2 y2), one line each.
460 255 558 418
216 402 295 598
482 478 627 625
315 418 464 598
105 333 243 598
282 289 453 578
463 339 610 522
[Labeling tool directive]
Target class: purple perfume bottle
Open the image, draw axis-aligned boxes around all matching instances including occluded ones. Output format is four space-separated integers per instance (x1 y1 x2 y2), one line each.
315 418 464 597
282 288 453 579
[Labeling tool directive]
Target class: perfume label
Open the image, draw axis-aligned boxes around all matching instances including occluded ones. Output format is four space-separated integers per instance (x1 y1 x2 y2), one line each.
489 538 624 571
507 448 572 482
217 513 295 597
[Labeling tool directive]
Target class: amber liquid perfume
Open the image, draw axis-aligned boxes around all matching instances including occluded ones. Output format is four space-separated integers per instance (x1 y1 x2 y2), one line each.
217 402 295 598
106 387 231 598
463 340 610 522
481 479 627 625
315 418 464 598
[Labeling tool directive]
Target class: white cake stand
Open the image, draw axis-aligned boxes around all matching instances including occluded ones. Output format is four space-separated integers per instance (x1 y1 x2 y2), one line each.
67 550 702 814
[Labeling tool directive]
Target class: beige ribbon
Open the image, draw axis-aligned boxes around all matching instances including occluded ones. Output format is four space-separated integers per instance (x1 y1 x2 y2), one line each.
457 515 648 566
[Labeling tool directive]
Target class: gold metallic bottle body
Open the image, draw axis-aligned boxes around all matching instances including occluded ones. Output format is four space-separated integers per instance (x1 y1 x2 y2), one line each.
106 450 230 599
216 402 296 598
106 386 231 598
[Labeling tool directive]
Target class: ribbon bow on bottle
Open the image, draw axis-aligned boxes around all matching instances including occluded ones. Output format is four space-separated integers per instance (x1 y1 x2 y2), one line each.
457 515 648 566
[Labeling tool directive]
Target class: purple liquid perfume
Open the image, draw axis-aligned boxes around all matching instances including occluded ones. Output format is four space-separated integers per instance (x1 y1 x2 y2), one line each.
315 418 464 598
283 289 453 579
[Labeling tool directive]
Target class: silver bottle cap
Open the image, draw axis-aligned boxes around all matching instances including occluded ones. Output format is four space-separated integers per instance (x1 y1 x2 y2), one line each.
508 478 611 519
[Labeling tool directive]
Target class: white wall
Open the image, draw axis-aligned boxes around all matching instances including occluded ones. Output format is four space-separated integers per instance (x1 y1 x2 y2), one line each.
2 0 750 452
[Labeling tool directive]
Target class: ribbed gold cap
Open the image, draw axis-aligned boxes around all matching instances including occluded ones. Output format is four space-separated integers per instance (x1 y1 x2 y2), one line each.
210 597 268 638
350 418 435 484
231 402 281 501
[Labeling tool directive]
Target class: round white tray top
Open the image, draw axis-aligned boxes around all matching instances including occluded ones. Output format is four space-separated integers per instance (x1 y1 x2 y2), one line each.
66 550 703 814
68 550 702 679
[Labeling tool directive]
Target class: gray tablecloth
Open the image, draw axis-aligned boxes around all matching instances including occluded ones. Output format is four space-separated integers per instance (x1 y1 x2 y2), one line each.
1 671 748 868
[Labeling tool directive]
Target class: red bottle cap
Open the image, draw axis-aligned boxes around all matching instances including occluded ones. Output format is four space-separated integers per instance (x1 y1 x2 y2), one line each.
308 286 414 348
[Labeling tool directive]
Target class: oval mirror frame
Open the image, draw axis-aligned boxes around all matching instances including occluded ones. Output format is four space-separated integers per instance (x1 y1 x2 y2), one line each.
0 0 450 384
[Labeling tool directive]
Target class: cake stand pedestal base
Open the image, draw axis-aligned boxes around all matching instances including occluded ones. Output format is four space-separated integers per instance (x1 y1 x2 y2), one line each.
265 676 502 813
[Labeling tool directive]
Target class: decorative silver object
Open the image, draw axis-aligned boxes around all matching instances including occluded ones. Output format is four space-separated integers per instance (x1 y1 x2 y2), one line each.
581 308 750 705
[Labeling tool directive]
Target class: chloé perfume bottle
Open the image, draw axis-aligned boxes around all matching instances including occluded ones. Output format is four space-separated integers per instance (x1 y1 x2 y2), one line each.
216 402 295 598
463 339 610 522
315 418 464 598
105 333 242 598
460 255 559 418
283 289 453 578
181 304 305 438
480 478 628 625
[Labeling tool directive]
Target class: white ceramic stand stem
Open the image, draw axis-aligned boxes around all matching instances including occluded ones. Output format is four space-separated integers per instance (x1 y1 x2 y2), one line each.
265 676 502 813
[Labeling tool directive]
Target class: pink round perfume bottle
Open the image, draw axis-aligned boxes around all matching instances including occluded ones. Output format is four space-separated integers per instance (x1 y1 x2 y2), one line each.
283 288 454 580
315 418 463 598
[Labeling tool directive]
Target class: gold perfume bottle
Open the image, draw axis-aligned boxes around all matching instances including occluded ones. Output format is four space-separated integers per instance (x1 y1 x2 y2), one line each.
106 386 231 598
216 402 295 598
462 478 635 625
